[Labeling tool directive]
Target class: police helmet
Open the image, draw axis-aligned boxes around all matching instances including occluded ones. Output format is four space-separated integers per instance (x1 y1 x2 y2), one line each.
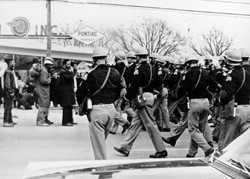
204 55 213 61
135 46 148 56
185 54 199 64
224 49 242 66
92 47 108 58
239 48 250 59
127 51 136 58
115 51 126 62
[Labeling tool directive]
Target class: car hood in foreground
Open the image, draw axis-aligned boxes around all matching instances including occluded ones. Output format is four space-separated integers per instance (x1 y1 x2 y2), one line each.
24 158 231 179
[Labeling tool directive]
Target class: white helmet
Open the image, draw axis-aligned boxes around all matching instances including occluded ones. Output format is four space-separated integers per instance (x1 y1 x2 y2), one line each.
92 47 108 58
135 46 148 56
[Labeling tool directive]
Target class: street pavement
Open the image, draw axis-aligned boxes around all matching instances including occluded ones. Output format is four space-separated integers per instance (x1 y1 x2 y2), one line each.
0 106 216 179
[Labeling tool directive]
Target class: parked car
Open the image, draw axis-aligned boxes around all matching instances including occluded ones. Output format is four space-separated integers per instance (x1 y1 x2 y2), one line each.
24 128 250 179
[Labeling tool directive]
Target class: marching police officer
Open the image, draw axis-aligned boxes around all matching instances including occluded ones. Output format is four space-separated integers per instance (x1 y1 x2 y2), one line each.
177 54 218 157
114 46 168 158
216 48 250 150
85 47 124 160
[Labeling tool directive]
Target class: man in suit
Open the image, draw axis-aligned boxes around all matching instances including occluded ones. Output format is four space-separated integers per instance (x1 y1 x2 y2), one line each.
3 55 17 127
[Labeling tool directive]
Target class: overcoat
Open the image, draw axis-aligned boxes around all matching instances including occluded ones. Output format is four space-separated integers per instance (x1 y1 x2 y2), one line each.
34 66 51 108
59 67 76 106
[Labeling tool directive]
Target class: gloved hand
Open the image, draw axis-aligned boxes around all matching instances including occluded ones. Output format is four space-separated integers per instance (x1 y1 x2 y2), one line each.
214 98 221 107
9 92 15 98
121 98 129 111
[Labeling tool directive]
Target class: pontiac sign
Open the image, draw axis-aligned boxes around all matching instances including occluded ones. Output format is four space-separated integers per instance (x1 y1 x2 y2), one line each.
70 26 104 45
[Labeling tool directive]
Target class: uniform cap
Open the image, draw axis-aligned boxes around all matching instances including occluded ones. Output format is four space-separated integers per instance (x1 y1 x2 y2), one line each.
224 49 242 65
44 57 54 64
239 48 250 58
135 46 148 56
92 47 108 58
127 51 136 58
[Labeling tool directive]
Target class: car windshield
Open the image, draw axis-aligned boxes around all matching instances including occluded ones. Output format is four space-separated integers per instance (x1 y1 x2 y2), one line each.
219 128 250 168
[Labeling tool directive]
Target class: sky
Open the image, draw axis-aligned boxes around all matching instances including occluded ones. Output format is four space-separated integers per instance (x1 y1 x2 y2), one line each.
0 0 250 51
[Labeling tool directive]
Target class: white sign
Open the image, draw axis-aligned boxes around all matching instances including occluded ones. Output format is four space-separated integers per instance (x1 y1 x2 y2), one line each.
70 26 104 45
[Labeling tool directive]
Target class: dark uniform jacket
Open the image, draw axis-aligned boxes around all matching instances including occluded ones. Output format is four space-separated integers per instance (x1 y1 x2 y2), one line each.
113 62 132 88
125 61 160 100
59 67 76 106
178 66 218 99
85 64 123 105
220 65 250 105
154 66 170 93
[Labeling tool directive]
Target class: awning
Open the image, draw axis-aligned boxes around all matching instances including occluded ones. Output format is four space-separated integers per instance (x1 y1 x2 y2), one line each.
0 39 93 62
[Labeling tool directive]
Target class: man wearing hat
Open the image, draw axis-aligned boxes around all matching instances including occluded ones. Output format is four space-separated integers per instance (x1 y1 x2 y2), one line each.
177 54 218 158
114 46 168 158
3 55 17 127
82 47 124 160
152 54 171 132
110 51 131 134
35 57 54 126
215 49 250 150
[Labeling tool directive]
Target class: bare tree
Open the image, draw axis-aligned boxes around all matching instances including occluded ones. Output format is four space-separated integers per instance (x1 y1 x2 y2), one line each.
189 27 233 56
113 17 186 55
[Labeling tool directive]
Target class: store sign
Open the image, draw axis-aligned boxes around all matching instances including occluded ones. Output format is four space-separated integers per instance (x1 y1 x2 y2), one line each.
70 26 104 45
7 17 30 36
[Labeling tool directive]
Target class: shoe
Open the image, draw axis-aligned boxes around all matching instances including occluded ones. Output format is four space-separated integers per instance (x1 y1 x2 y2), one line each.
45 120 54 125
208 141 214 148
205 147 214 157
70 122 78 125
11 122 17 125
161 128 171 132
170 117 179 124
62 123 73 126
186 154 195 158
121 122 131 134
37 123 50 127
162 137 176 147
109 131 116 135
212 136 218 143
149 150 168 158
3 123 14 127
114 147 129 157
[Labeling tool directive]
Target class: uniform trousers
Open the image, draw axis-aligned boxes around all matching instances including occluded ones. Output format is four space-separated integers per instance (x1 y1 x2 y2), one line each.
4 95 14 123
156 94 170 129
119 92 165 153
187 98 212 156
110 111 128 133
218 104 250 151
36 107 49 125
89 103 116 160
169 111 212 143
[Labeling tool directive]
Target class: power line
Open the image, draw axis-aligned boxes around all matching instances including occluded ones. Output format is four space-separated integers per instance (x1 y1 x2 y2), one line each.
53 0 250 18
201 0 250 5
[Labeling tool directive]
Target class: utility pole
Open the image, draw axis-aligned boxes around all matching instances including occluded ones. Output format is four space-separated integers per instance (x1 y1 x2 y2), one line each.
46 0 51 57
